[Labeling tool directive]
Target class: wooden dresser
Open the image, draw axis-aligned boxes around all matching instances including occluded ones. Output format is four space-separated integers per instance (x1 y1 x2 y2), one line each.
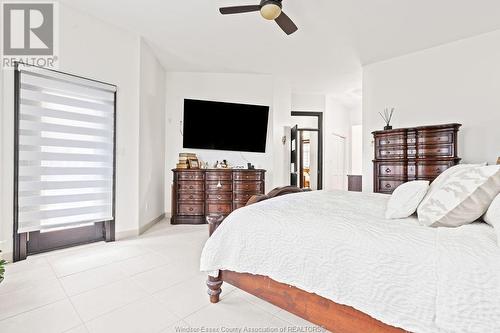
372 123 461 194
171 169 266 224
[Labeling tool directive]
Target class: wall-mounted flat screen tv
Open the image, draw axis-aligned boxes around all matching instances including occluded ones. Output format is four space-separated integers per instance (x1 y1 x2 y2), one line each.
183 99 269 153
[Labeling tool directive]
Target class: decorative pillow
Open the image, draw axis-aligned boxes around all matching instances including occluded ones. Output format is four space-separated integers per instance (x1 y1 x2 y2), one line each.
385 181 430 219
484 194 500 245
418 165 500 227
417 164 486 217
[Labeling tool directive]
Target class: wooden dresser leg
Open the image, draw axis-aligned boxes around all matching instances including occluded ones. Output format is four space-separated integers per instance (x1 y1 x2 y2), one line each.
207 275 223 303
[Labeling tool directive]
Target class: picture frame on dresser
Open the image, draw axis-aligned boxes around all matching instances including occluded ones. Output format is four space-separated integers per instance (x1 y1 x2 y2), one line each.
188 158 200 169
372 123 461 194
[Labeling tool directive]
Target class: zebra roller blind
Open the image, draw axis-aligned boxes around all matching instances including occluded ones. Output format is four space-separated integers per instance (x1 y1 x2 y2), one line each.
16 64 116 233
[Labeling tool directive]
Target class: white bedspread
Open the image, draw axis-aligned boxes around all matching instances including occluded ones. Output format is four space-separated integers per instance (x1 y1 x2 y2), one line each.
199 190 500 333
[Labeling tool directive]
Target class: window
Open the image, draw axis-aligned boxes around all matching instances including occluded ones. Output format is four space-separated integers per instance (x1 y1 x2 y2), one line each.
15 64 116 233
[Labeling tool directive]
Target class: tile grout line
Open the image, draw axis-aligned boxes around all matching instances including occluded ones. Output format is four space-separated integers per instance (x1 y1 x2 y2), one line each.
0 279 67 322
49 245 158 279
47 256 88 333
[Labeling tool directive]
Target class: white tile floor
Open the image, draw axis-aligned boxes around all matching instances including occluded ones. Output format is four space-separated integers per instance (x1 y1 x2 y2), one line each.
0 221 320 333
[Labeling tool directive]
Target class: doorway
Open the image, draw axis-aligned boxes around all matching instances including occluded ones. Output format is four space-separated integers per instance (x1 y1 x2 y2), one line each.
290 112 323 190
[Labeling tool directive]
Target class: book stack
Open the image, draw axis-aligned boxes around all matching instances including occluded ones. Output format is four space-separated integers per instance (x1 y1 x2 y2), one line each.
177 153 196 169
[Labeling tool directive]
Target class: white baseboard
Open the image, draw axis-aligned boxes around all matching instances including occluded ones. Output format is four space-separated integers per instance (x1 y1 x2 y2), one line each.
115 229 139 240
139 213 166 235
115 213 166 240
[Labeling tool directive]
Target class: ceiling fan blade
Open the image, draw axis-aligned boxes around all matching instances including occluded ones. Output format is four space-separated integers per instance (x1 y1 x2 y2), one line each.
219 5 261 15
275 11 298 35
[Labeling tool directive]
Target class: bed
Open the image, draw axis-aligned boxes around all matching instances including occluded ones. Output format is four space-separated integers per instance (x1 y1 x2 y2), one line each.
200 189 500 332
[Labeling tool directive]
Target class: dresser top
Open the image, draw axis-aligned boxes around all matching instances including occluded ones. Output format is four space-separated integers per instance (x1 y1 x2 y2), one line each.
172 168 266 172
372 123 461 135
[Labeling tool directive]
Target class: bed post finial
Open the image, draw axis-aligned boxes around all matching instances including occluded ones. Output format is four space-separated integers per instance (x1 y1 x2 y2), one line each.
207 275 223 303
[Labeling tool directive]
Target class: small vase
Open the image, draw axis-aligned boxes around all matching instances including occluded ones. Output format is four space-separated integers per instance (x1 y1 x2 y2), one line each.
384 125 393 130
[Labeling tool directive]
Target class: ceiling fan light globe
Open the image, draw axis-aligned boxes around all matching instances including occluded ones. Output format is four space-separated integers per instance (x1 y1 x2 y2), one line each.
260 3 281 20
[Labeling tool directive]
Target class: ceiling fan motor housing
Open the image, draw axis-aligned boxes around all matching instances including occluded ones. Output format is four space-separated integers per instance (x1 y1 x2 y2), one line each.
260 0 282 20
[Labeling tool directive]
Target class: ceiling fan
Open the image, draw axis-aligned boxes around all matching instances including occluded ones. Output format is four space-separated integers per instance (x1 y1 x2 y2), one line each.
219 0 298 35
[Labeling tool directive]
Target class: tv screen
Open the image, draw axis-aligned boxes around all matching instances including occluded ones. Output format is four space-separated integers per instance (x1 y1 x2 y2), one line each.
183 99 269 153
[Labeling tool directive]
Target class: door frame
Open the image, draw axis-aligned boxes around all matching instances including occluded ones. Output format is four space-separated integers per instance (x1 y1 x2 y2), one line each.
298 128 319 189
13 63 116 262
291 111 323 190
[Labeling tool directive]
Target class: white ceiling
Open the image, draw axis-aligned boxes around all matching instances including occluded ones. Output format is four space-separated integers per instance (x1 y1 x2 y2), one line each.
60 0 500 95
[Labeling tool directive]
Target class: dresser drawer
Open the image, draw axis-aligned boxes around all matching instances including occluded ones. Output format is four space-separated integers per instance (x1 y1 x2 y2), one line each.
233 192 255 203
178 203 204 215
206 203 232 215
206 193 232 201
375 135 405 146
233 171 263 181
177 181 204 192
177 172 204 181
408 163 416 177
234 181 263 192
417 162 452 177
378 179 404 193
206 171 232 181
233 203 247 210
206 181 232 192
418 132 453 145
178 193 204 201
417 145 453 158
376 148 405 159
377 163 406 176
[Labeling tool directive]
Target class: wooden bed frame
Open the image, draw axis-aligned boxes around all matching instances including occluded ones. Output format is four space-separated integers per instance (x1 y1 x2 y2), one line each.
205 186 406 333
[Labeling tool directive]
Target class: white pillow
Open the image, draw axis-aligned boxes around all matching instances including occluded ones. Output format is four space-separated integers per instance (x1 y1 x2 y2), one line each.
385 181 430 219
418 165 500 227
484 194 500 245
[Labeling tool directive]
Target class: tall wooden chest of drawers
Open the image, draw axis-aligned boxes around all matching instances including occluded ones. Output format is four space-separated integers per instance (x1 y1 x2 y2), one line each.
171 169 266 224
373 123 461 194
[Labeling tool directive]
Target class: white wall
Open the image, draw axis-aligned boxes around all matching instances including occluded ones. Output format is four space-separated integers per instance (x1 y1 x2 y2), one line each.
324 97 352 190
0 4 166 258
351 125 363 175
362 29 500 191
291 94 325 112
139 39 166 230
164 72 292 213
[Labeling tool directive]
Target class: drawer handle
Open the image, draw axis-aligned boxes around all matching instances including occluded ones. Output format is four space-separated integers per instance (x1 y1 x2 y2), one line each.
217 195 222 200
189 186 194 189
385 168 391 173
218 207 222 211
386 140 390 144
189 195 194 199
189 207 193 212
385 183 392 189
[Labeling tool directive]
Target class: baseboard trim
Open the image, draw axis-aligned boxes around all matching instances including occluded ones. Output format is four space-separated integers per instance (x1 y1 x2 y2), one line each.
115 229 139 240
114 213 167 240
139 213 165 235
